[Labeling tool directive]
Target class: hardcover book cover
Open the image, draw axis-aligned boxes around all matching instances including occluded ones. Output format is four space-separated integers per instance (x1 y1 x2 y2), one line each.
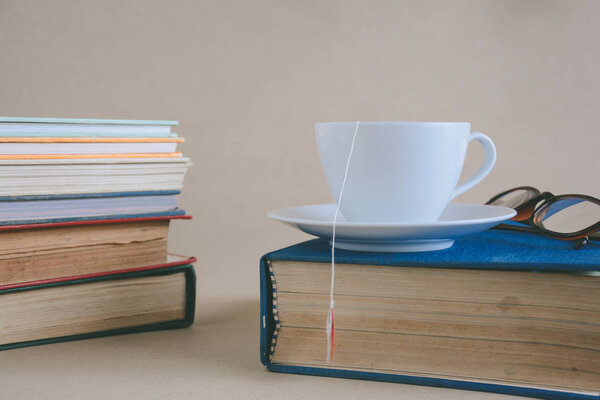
0 190 181 201
0 210 189 227
0 262 196 351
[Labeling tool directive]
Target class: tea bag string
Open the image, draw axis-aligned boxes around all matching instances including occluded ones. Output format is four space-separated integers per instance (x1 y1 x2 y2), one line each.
327 120 360 363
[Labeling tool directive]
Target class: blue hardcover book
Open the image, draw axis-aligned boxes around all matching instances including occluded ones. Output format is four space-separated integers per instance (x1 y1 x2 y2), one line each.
0 209 187 227
0 190 180 202
260 230 600 400
0 191 182 224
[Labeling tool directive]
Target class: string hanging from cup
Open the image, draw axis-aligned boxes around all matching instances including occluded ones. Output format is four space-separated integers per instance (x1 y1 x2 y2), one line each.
326 120 360 363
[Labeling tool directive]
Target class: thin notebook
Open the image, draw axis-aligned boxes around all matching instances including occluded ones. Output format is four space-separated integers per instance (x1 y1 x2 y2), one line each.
0 117 178 137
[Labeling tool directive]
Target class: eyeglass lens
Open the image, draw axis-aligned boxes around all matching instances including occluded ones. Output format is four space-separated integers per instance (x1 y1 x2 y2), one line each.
533 198 600 234
489 188 539 208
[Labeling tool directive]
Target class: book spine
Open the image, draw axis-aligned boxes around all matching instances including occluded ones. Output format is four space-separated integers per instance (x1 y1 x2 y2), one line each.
259 254 273 367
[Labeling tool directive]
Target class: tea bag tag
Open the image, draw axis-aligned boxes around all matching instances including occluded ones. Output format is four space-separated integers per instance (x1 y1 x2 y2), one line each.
327 121 360 363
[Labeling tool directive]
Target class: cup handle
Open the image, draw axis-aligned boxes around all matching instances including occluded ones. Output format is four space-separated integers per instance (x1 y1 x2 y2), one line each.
450 132 496 200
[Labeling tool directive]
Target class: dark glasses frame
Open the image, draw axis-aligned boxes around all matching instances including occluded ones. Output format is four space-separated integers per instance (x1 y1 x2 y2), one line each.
486 186 600 246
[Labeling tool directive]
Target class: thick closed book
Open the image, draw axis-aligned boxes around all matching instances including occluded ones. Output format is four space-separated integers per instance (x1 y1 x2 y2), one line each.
0 262 195 351
0 215 191 287
260 230 600 400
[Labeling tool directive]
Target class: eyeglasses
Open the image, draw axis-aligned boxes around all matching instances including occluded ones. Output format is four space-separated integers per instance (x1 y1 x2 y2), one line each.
486 186 600 249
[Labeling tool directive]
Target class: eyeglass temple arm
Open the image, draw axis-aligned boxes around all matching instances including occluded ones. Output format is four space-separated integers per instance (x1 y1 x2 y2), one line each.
492 223 600 241
514 191 554 211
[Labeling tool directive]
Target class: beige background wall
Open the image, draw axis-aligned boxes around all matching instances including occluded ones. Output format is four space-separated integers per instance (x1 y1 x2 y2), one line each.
0 2 598 400
1 0 598 301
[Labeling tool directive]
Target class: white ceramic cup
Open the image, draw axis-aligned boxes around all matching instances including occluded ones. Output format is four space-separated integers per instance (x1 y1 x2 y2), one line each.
315 121 496 223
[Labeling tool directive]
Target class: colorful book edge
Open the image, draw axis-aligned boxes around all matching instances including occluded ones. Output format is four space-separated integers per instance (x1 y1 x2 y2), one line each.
0 152 183 160
0 137 184 143
0 117 178 125
0 255 197 291
0 209 188 227
0 213 191 231
0 190 181 201
0 132 178 138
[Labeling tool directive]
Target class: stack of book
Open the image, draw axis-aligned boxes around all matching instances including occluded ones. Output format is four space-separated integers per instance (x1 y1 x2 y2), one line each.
0 117 196 351
260 231 600 400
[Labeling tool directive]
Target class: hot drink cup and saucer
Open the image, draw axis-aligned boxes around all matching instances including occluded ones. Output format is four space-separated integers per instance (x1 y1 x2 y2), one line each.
269 122 516 252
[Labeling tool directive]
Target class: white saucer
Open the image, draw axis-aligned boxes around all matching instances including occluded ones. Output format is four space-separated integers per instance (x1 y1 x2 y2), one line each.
268 203 516 252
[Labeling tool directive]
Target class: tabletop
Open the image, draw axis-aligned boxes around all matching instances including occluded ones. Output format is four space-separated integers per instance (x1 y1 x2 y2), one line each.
0 296 527 400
